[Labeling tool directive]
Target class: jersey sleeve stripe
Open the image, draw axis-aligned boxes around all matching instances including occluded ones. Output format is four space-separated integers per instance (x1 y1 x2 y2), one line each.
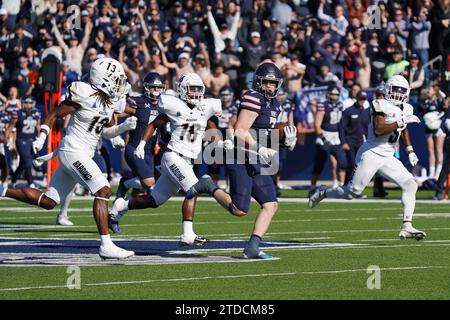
243 95 261 104
241 101 261 110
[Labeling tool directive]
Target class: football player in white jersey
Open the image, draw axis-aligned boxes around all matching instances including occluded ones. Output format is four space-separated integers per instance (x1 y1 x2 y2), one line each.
110 73 245 245
0 57 138 259
308 75 427 240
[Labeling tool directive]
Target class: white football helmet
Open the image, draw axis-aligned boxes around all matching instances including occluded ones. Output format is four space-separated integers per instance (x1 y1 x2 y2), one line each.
177 73 205 106
385 75 410 106
90 57 129 100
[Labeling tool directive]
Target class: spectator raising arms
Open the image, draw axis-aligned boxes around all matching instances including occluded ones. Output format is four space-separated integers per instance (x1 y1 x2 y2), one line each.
51 17 92 75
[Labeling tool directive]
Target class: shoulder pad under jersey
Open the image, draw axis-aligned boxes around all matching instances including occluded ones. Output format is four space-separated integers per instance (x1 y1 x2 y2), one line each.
203 98 222 117
372 99 392 114
66 81 95 105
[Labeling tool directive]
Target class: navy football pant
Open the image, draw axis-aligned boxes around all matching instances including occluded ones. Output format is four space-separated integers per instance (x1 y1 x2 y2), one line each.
12 138 34 185
225 163 278 213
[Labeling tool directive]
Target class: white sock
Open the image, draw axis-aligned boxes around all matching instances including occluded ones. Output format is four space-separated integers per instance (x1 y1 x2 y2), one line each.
429 166 436 179
435 163 443 180
402 221 412 227
182 220 195 238
332 179 339 188
100 235 114 247
0 184 7 197
401 180 417 222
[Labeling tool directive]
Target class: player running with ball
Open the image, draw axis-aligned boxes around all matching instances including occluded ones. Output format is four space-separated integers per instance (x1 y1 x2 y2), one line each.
309 75 426 240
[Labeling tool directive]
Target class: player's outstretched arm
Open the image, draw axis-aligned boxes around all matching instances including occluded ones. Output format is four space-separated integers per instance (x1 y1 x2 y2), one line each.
234 109 259 149
134 114 169 159
32 101 80 153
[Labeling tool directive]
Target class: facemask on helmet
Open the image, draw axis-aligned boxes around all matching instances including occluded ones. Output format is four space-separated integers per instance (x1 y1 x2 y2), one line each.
21 96 35 113
385 75 410 106
90 57 130 100
253 62 283 99
177 73 205 106
143 73 166 102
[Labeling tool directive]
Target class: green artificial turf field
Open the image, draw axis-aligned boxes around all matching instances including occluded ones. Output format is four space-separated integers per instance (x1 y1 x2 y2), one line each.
0 189 449 300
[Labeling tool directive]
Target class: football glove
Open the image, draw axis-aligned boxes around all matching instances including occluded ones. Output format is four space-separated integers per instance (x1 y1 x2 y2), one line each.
258 146 278 164
110 136 125 149
283 125 297 151
32 133 47 154
217 139 234 150
134 140 146 159
122 116 138 131
408 152 419 167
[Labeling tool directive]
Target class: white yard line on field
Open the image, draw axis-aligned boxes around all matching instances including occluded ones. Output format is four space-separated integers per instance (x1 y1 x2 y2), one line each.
0 266 448 292
1 197 450 204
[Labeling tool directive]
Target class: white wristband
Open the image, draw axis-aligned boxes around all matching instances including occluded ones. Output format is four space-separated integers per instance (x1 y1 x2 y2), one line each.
40 124 50 135
406 145 414 153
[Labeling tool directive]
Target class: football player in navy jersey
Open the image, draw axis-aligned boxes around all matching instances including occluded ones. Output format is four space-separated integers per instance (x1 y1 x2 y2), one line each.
310 85 347 193
274 88 295 195
109 72 164 233
207 86 240 183
6 96 41 187
226 62 297 259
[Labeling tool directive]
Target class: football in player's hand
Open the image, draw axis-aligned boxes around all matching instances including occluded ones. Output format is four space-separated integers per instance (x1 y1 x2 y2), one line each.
274 122 288 144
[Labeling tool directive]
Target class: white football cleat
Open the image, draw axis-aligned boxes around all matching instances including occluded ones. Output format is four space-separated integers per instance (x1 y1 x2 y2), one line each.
308 185 327 208
110 197 127 220
56 215 74 226
399 224 426 240
99 245 134 260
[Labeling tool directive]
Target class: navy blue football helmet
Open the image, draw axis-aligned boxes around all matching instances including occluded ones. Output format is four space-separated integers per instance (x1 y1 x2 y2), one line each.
143 72 165 102
253 62 283 99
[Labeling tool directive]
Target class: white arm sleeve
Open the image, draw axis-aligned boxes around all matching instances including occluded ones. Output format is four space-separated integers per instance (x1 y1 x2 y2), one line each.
102 124 128 139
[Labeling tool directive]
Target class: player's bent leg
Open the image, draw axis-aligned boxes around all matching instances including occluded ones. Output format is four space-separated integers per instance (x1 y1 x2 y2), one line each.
185 174 219 199
1 185 58 210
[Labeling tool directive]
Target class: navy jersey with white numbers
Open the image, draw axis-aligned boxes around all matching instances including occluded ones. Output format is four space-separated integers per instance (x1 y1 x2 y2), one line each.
126 95 159 151
238 91 280 144
276 100 294 124
318 100 343 132
15 108 41 140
